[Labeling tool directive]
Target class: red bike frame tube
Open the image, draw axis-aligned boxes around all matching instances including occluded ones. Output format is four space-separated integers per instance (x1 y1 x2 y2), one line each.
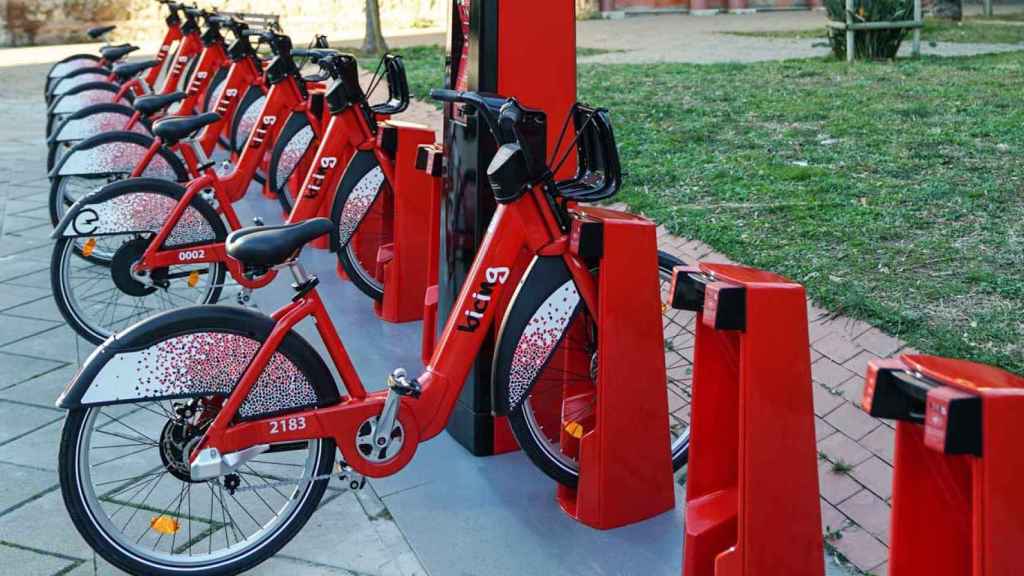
162 29 204 96
110 37 227 112
197 55 264 155
219 76 308 201
179 40 229 115
286 107 375 222
145 22 184 87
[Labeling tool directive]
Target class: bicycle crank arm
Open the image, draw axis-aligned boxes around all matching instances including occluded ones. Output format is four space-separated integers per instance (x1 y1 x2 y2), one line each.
373 369 421 449
190 444 269 481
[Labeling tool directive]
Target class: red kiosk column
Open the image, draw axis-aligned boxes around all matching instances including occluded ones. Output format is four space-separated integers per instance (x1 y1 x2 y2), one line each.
671 263 823 576
861 355 1024 576
431 0 577 456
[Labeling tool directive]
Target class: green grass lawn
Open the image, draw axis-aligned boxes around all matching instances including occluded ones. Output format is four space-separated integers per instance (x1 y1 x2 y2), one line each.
387 45 1024 373
730 16 1024 44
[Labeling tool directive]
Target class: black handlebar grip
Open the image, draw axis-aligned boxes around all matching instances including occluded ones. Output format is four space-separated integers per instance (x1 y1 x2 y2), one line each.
429 89 462 103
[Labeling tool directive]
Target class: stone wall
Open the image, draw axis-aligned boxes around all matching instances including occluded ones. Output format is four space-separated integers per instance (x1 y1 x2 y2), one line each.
1 0 445 47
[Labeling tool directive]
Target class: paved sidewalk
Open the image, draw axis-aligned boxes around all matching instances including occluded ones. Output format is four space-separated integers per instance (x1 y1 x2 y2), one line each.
578 11 1024 64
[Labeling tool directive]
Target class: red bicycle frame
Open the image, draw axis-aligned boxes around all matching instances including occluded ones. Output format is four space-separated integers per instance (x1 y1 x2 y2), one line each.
196 53 265 153
112 22 201 104
132 73 323 288
191 183 599 478
121 35 232 133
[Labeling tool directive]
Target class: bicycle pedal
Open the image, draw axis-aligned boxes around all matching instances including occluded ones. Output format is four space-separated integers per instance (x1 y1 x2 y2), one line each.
252 217 264 226
386 368 421 398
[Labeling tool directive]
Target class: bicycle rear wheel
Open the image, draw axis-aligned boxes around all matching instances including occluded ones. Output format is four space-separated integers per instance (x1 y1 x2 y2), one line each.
58 306 340 575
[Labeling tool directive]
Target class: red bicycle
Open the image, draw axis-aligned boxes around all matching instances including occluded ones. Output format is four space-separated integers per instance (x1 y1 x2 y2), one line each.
50 45 409 344
44 0 192 99
55 91 693 576
46 9 257 177
46 1 201 136
46 15 275 226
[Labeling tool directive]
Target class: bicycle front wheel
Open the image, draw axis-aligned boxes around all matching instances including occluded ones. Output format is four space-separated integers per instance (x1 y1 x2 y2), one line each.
330 150 395 301
495 251 695 488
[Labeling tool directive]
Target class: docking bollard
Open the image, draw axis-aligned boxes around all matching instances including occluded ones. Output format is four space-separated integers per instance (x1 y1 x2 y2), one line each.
556 206 676 529
862 355 1024 576
672 263 823 576
338 120 434 323
417 142 443 364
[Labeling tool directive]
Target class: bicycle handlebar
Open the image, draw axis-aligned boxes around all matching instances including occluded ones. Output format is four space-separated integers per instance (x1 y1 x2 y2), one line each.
429 89 509 145
292 48 340 62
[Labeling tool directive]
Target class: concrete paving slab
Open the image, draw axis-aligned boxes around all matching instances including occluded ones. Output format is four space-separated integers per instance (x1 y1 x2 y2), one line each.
1 294 64 322
0 364 73 407
0 461 59 517
1 489 116 560
0 282 50 311
0 324 91 364
276 488 423 576
0 315 61 347
0 542 79 575
0 351 66 389
0 399 63 445
0 417 63 471
0 254 49 281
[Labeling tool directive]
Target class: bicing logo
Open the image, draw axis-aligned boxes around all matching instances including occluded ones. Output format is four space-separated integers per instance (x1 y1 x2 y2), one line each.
457 267 510 333
303 157 337 199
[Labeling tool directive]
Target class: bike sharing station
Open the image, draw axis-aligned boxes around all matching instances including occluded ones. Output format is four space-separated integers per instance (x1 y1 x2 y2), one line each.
195 0 691 571
35 1 1024 575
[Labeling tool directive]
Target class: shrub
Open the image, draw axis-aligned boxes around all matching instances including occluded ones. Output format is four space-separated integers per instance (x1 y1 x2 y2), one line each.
825 0 915 60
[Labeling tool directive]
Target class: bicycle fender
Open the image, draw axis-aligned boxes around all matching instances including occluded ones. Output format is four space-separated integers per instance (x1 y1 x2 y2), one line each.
270 111 315 194
48 103 145 145
56 306 340 421
331 150 385 250
48 67 111 97
48 82 120 115
230 87 266 152
48 54 103 80
50 131 186 180
51 178 215 249
491 255 583 416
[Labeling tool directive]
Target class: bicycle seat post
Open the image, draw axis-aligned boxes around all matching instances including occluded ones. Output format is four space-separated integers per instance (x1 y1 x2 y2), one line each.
288 260 312 287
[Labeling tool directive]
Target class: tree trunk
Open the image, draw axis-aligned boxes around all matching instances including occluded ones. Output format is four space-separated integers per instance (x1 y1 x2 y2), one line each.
362 0 388 55
932 0 962 21
576 0 601 19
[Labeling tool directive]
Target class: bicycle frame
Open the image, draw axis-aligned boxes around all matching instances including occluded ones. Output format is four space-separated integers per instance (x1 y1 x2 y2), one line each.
129 77 384 290
119 34 231 133
112 23 204 105
191 184 598 477
131 73 322 288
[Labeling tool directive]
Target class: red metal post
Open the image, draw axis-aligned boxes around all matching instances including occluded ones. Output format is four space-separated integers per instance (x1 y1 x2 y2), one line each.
373 121 437 323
